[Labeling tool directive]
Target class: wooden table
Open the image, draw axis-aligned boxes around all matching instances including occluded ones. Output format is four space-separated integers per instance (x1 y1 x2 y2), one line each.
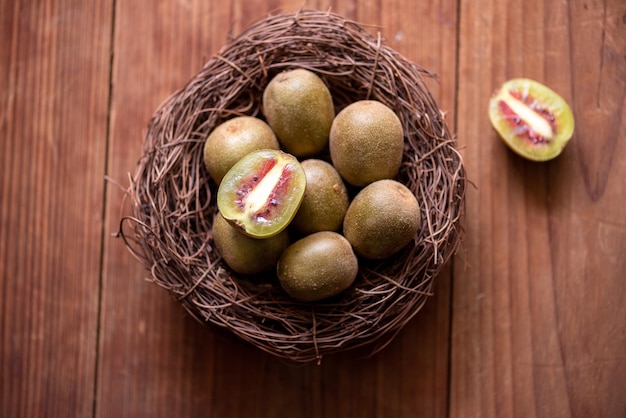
2 0 625 417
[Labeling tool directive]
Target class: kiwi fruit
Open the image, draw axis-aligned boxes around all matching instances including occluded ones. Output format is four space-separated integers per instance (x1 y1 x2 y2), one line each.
203 116 279 184
262 68 335 157
277 231 358 302
488 78 575 161
343 179 420 259
212 212 289 275
291 159 349 235
329 100 404 186
217 149 306 238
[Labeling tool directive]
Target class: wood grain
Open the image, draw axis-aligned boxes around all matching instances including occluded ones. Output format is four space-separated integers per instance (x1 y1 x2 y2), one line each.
100 1 458 417
452 0 626 416
0 0 112 417
3 0 624 416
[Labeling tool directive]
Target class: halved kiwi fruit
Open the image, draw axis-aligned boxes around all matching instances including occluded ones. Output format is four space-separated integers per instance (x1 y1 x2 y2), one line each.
217 149 306 238
488 78 575 161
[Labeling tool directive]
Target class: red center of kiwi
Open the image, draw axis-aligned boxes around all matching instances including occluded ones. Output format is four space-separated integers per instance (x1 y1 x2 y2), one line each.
238 164 294 222
234 158 276 208
488 78 575 162
498 90 557 145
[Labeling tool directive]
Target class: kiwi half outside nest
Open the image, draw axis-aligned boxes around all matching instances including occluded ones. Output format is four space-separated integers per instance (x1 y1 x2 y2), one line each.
488 78 575 161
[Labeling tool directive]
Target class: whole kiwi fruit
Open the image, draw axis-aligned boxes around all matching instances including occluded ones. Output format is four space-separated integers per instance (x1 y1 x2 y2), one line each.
277 231 358 302
329 100 404 186
291 159 349 235
212 212 289 275
262 68 335 157
203 116 279 184
343 179 420 259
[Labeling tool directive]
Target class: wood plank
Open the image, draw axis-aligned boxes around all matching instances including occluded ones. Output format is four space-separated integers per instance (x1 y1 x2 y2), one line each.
0 0 113 417
100 0 458 416
452 0 626 416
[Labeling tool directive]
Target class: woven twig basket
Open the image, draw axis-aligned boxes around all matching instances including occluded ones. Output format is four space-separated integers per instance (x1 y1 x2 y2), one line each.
120 9 466 363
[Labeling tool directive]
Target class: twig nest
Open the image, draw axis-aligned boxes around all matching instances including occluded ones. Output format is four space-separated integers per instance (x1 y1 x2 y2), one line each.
120 9 466 364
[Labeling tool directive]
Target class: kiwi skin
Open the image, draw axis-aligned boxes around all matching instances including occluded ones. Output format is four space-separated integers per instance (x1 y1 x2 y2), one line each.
277 231 358 302
203 116 279 184
343 179 420 260
329 100 404 187
212 212 289 275
291 159 349 235
262 68 335 158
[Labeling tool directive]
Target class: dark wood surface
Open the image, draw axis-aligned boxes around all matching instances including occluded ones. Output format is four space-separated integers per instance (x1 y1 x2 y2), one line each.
2 0 625 417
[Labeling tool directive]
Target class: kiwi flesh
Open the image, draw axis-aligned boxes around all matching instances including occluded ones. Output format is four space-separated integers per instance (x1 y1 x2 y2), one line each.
217 149 306 238
488 78 575 161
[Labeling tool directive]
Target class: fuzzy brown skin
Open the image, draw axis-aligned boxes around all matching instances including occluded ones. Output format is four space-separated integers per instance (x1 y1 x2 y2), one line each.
212 212 290 275
203 116 279 184
343 179 420 260
262 68 335 157
277 231 358 302
291 159 349 235
329 100 404 187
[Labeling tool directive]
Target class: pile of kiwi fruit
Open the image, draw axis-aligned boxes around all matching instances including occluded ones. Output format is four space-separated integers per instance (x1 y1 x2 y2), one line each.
204 68 421 303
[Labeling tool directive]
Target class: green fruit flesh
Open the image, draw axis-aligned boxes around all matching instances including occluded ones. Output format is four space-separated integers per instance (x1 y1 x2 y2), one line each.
343 179 420 260
488 78 575 161
262 68 335 157
277 231 358 302
212 212 289 275
217 149 306 238
291 159 349 235
203 116 279 184
329 100 404 186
